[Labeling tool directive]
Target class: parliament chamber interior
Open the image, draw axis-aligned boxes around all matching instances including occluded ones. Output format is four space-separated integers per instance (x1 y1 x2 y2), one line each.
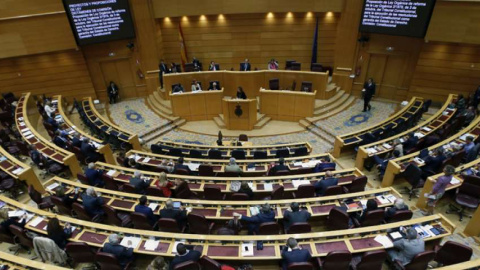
1 0 480 269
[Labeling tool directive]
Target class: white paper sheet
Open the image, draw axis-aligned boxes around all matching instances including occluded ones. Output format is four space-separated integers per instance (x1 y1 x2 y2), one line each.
148 203 159 211
292 180 311 188
29 217 43 227
374 235 393 248
120 237 141 248
12 168 24 175
144 240 160 251
241 242 254 256
450 176 461 185
263 183 273 191
186 163 200 171
107 170 117 176
46 183 60 190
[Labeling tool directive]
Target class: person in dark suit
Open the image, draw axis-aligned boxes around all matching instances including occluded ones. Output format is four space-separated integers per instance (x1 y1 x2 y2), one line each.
281 238 312 270
356 198 378 223
170 62 178 73
81 187 105 216
107 81 119 104
240 58 251 71
129 170 150 194
44 114 59 131
385 198 409 222
160 199 188 229
423 131 441 148
81 138 100 163
55 185 79 208
173 157 191 175
103 234 134 268
236 87 247 99
373 150 401 177
234 203 275 234
192 57 201 71
53 130 68 149
402 132 418 153
159 60 169 88
29 145 43 166
85 163 104 187
208 81 220 90
71 133 82 148
208 61 218 71
170 243 201 270
172 84 185 94
283 202 311 231
362 78 375 112
135 195 158 226
237 182 253 199
314 171 338 196
268 157 290 176
312 158 336 173
421 148 446 179
0 213 27 237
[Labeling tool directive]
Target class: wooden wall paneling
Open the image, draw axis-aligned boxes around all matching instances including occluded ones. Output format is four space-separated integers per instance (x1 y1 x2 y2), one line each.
223 72 264 97
0 0 63 18
0 50 96 101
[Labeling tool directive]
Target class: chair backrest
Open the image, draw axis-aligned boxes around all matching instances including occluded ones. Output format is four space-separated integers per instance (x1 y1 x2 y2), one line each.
295 184 315 199
274 169 290 176
158 218 180 232
459 175 480 199
271 185 284 200
102 205 122 226
324 185 343 196
269 78 280 90
77 173 89 185
285 60 295 69
253 151 267 159
231 193 249 201
174 168 190 175
293 147 308 157
388 210 413 223
361 209 385 227
199 165 215 176
231 149 246 160
348 176 368 193
189 149 203 158
171 83 181 92
403 164 422 187
28 185 42 205
327 208 349 230
175 182 194 199
287 262 314 270
290 62 301 71
287 222 311 234
199 255 222 270
10 224 33 249
65 242 95 264
204 186 223 200
239 134 248 142
311 63 323 72
168 148 183 157
102 174 119 191
151 144 163 154
146 186 165 197
322 250 352 270
72 202 93 221
451 150 465 167
222 171 240 177
208 150 222 159
174 260 201 270
404 250 435 270
122 183 137 194
300 81 312 92
355 249 387 270
258 222 280 235
275 148 290 158
95 251 123 270
131 212 154 230
188 213 210 234
51 196 72 216
435 241 473 266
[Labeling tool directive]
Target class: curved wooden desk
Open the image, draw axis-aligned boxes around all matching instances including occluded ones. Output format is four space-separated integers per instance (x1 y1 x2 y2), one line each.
333 97 424 157
435 259 480 270
0 145 43 192
45 176 393 221
356 94 457 170
94 162 361 197
15 93 81 178
162 70 329 100
0 195 454 261
381 114 480 187
53 95 115 165
152 140 313 160
81 97 141 150
260 89 317 121
170 89 224 120
126 150 336 176
0 250 70 270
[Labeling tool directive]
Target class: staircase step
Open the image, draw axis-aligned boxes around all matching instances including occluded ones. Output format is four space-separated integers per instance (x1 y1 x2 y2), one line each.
213 115 226 128
308 96 356 122
314 92 351 115
143 118 186 144
150 93 173 115
315 90 345 109
146 96 178 122
153 91 172 110
325 83 337 92
254 116 271 129
257 113 266 121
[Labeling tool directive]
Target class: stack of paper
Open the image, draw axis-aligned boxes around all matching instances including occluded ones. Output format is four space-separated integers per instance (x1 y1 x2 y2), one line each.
460 133 474 141
422 127 432 132
414 132 425 139
382 143 392 149
385 194 397 202
263 183 273 191
29 217 43 227
376 196 390 205
107 170 117 176
143 157 151 163
241 242 254 256
292 180 311 188
250 206 260 216
8 210 25 218
374 235 393 248
450 177 461 185
186 163 200 171
389 232 403 240
12 168 24 175
120 237 141 248
148 203 158 211
46 182 60 190
293 162 303 167
366 148 378 154
144 240 160 251
247 167 256 172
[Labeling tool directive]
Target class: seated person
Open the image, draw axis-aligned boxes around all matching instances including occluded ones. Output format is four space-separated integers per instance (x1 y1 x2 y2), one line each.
456 94 466 113
55 185 79 208
47 217 72 250
52 130 68 149
103 234 134 268
191 80 202 92
237 182 254 199
81 138 100 163
44 100 56 118
373 150 401 177
148 256 168 270
281 238 312 270
312 157 336 173
236 87 247 99
225 157 243 173
268 157 290 176
208 61 218 71
463 135 475 153
29 145 43 166
421 148 446 179
423 131 441 148
81 187 105 217
44 114 59 131
157 159 174 173
172 84 185 94
463 106 476 125
314 171 338 196
391 138 404 156
240 58 251 71
160 199 188 229
402 132 418 153
384 198 409 222
388 228 425 266
0 212 27 237
85 163 105 187
135 195 158 226
173 157 191 174
170 243 201 270
233 203 275 235
268 58 279 70
129 170 150 194
283 202 311 231
155 172 174 197
208 81 220 91
71 132 83 148
354 198 378 224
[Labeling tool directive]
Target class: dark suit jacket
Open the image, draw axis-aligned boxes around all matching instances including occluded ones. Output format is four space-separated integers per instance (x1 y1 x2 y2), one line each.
81 141 99 161
240 62 251 71
314 177 338 196
269 164 289 176
402 137 418 152
313 163 336 173
81 194 104 216
240 210 275 234
159 63 169 74
61 192 79 208
103 243 134 267
85 168 104 187
129 177 150 194
236 91 247 99
170 249 202 270
53 136 67 149
135 205 157 226
174 164 191 174
30 150 42 165
160 208 187 228
422 154 446 173
283 210 311 231
46 117 59 131
281 247 312 270
363 82 376 99
48 228 72 249
385 205 409 221
71 137 82 148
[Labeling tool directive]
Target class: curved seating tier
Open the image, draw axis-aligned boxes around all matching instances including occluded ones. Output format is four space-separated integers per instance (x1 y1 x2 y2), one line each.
0 145 43 192
94 162 362 198
127 150 336 176
15 93 81 177
435 259 480 270
0 195 454 260
151 140 313 160
356 94 457 170
333 97 424 157
79 97 141 150
0 250 69 270
381 112 480 187
53 95 115 164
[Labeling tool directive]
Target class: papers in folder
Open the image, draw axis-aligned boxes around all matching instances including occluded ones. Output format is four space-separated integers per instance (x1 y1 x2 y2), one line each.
292 180 311 188
389 232 403 240
148 203 158 211
263 183 273 191
107 170 117 176
186 163 200 171
414 132 425 139
460 133 474 142
374 235 393 248
29 217 43 227
450 176 461 185
120 237 141 248
241 242 254 256
144 240 160 251
376 196 390 205
12 168 24 175
46 182 60 190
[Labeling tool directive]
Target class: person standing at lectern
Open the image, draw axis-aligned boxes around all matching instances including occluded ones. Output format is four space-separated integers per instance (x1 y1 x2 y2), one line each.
362 78 375 112
241 58 251 71
192 57 201 71
236 87 247 99
107 81 119 104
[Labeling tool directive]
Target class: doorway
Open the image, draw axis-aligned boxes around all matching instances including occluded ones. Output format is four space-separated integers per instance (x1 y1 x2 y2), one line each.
366 53 406 98
100 58 137 100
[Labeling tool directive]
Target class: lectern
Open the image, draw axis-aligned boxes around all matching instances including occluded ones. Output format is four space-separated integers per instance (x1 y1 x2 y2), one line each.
222 98 257 130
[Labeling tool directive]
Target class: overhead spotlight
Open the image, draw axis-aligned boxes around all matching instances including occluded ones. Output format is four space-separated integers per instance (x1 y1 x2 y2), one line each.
267 12 274 19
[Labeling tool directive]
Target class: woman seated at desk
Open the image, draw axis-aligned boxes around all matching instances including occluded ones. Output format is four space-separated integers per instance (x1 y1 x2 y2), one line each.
268 58 279 70
172 84 185 94
236 87 247 99
191 80 202 92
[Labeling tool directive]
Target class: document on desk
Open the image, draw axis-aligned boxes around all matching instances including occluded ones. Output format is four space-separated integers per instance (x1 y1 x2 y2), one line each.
241 242 254 256
46 182 60 190
143 157 151 163
250 206 260 216
247 182 255 191
12 168 24 175
144 240 160 251
450 176 461 185
107 170 117 176
366 148 378 154
148 203 158 211
422 127 432 132
382 143 392 149
376 196 390 205
186 163 200 171
292 180 311 188
120 237 141 248
414 132 425 139
389 232 403 240
29 217 43 227
263 183 273 191
459 133 474 142
374 235 393 248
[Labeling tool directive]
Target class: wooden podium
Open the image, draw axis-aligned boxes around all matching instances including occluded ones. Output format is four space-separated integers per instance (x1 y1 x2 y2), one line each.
222 98 257 130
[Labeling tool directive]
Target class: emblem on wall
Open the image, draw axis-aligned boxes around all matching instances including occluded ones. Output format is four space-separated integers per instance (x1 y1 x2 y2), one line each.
235 104 243 117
